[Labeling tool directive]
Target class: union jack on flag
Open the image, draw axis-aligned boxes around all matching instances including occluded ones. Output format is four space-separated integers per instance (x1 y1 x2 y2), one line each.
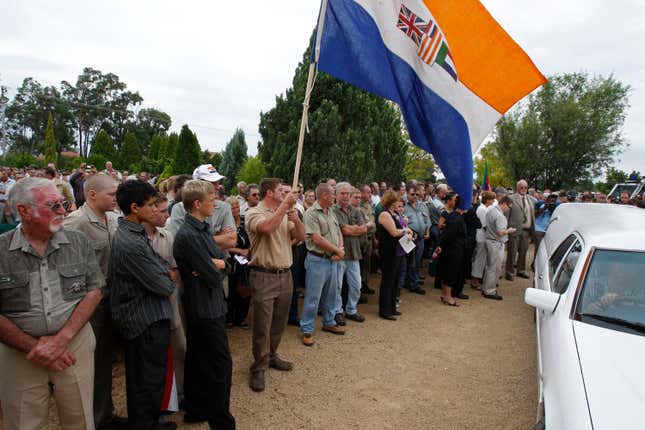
397 3 431 46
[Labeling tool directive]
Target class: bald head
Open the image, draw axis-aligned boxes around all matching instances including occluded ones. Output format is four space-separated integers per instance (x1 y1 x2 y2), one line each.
84 173 119 194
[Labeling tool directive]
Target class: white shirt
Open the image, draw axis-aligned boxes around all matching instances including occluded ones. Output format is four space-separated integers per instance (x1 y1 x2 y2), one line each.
475 204 489 243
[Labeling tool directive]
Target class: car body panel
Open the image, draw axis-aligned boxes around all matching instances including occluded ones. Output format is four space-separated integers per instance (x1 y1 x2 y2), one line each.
574 321 645 430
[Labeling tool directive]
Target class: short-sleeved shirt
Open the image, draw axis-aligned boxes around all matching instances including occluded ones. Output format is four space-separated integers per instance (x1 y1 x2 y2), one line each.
0 228 104 337
485 205 509 243
332 204 362 261
404 201 429 237
63 204 118 279
304 201 341 255
245 201 295 269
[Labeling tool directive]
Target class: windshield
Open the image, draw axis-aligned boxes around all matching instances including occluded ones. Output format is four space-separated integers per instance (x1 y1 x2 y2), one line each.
608 184 638 199
576 249 645 334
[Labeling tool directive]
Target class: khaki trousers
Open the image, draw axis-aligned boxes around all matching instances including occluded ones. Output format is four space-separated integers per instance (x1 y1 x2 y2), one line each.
483 240 505 295
0 323 96 430
249 270 292 372
506 228 531 276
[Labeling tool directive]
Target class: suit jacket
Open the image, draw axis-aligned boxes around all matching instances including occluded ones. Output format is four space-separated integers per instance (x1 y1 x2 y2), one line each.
508 193 535 235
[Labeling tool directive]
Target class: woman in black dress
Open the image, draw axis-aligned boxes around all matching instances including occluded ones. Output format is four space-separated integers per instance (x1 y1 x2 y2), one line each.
376 190 412 320
226 197 252 327
434 193 467 306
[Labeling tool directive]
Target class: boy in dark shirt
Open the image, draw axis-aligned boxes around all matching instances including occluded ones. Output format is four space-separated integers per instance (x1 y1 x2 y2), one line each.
173 180 236 430
110 180 176 430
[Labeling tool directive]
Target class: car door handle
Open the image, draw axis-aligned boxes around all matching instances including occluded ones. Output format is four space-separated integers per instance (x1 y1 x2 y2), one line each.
538 275 543 280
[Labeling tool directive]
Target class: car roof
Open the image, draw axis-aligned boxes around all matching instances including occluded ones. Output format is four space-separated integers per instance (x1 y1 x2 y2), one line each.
545 203 645 253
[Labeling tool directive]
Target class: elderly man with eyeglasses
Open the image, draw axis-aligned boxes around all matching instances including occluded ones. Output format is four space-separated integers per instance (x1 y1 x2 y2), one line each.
0 177 104 430
506 179 536 281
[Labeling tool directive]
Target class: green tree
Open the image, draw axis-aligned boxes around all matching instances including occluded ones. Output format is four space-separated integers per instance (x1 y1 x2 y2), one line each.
0 76 9 153
44 113 58 166
473 143 514 188
488 73 630 189
119 132 142 171
133 108 171 152
236 156 267 185
403 140 436 182
164 132 179 161
219 128 248 190
258 38 407 187
202 150 223 168
172 125 201 175
90 130 116 160
148 133 163 160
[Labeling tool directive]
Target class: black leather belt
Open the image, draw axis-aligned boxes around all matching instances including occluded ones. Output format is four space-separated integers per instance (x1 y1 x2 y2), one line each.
250 266 290 275
309 250 331 259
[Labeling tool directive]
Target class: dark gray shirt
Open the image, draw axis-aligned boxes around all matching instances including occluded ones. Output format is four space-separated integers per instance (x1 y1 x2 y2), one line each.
173 214 229 323
109 218 175 340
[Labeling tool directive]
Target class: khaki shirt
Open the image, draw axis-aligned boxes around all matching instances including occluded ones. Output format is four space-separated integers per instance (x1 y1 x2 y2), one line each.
52 177 74 205
304 201 341 255
245 201 295 269
359 201 376 236
150 227 177 269
332 205 362 261
63 204 118 278
0 228 104 337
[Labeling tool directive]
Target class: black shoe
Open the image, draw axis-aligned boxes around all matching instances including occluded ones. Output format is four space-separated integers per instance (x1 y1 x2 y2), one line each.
184 414 208 424
358 295 368 304
393 310 402 316
288 318 300 327
334 313 346 326
345 312 366 323
250 370 265 392
505 274 514 281
456 293 469 300
99 416 129 429
517 272 530 279
361 282 376 294
483 293 503 301
380 314 397 321
154 423 177 430
410 287 427 295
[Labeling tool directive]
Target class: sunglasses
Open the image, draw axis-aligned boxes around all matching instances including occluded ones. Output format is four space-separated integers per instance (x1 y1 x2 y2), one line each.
38 200 69 212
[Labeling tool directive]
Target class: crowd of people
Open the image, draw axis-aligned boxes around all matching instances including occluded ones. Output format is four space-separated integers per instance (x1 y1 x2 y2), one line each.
0 160 644 430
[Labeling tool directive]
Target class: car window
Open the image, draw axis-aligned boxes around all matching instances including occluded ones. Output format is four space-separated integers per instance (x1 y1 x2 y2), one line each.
552 240 582 294
576 250 645 333
549 234 577 286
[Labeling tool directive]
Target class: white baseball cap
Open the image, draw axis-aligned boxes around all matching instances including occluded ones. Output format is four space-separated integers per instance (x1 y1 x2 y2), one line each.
192 164 225 182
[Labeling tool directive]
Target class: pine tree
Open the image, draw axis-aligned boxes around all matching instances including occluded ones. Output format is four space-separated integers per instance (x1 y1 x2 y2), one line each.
90 130 116 160
44 112 58 166
148 133 162 160
119 132 142 172
258 37 407 187
165 132 179 161
219 128 248 190
172 125 201 175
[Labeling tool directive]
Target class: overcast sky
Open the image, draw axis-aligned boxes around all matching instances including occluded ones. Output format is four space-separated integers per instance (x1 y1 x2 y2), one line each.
1 0 644 174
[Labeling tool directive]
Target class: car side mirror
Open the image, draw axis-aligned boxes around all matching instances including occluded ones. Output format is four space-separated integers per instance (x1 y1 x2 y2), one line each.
525 288 561 313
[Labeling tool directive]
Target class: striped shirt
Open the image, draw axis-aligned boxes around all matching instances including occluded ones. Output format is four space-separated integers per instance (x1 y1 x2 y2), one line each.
173 214 229 323
109 218 175 340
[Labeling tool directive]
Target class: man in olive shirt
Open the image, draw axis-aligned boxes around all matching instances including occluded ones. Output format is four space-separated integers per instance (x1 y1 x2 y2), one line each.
245 178 305 392
359 185 377 294
63 173 126 429
332 183 368 323
300 183 346 346
0 177 103 430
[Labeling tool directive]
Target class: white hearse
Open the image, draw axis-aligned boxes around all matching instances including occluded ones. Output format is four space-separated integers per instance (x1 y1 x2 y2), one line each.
525 203 645 430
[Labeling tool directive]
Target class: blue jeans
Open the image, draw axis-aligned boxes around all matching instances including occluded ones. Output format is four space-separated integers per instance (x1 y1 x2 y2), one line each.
300 254 339 334
336 260 362 315
400 239 423 289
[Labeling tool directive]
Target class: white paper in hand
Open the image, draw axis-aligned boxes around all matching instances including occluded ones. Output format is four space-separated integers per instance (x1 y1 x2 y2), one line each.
399 235 416 254
234 255 249 265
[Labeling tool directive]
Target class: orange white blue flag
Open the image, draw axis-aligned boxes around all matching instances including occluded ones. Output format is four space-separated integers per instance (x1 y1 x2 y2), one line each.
314 0 546 205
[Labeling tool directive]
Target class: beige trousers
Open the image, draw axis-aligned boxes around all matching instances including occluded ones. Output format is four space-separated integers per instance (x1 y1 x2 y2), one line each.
0 323 96 430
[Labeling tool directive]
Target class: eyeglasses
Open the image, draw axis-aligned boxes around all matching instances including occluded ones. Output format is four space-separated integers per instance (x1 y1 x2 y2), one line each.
409 193 417 196
249 193 260 197
37 200 69 212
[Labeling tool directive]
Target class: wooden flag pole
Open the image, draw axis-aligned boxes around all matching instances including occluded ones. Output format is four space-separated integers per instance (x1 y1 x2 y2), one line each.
292 0 328 190
291 63 317 190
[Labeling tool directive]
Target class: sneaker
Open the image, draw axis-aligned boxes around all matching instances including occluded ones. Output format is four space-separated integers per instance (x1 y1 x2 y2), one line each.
302 333 315 346
322 325 346 335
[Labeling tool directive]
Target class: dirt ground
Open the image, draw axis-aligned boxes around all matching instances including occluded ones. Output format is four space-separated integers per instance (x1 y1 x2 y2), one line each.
2 265 538 430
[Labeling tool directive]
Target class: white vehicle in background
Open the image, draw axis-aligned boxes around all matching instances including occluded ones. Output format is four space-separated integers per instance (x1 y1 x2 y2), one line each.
524 203 645 430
